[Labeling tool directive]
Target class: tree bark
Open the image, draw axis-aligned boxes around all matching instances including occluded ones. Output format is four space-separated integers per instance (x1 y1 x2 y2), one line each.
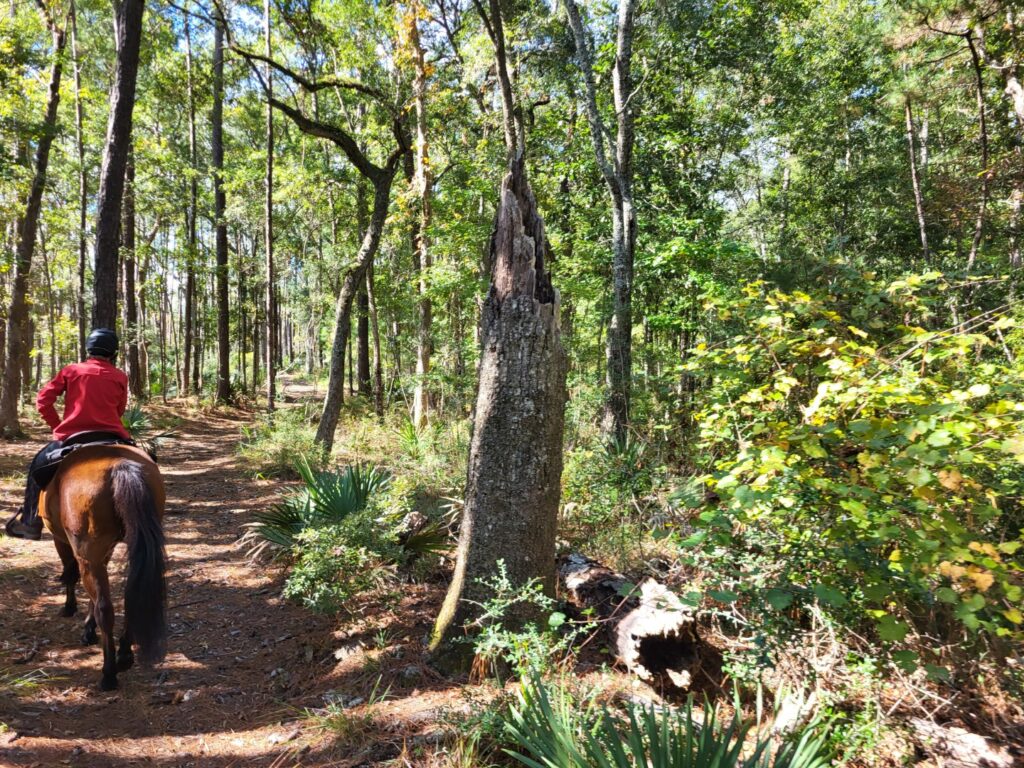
966 33 990 272
264 0 276 411
122 150 143 399
92 0 145 330
71 1 87 359
0 14 66 436
357 287 371 395
904 97 930 265
430 153 567 663
409 0 433 429
367 263 384 417
212 9 231 403
563 0 637 444
182 3 197 396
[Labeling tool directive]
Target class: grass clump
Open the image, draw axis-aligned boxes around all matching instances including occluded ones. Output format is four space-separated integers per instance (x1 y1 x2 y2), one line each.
237 405 323 477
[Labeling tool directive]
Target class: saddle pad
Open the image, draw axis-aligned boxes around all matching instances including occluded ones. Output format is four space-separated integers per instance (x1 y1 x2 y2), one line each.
31 438 139 489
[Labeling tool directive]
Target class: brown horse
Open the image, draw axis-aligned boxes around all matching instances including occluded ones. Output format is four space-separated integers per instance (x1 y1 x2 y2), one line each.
39 444 167 691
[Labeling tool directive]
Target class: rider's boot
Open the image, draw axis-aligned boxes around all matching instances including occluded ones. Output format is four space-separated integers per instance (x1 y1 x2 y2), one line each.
4 508 42 540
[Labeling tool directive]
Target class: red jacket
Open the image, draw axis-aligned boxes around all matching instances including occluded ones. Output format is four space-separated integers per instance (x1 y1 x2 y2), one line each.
36 358 130 441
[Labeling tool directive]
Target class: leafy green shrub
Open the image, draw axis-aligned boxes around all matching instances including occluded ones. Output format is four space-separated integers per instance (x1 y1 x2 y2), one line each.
682 274 1024 656
282 510 400 613
471 561 591 680
237 406 323 477
562 435 662 565
242 460 391 558
503 673 832 768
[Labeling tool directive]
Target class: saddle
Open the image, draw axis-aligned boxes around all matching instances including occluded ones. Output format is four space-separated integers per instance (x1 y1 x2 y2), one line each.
32 432 144 489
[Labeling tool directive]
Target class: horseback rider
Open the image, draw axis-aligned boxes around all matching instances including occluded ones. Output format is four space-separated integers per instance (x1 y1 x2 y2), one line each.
5 328 131 540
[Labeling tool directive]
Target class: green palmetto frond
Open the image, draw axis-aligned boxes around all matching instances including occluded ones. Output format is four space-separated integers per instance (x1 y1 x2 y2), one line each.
241 460 391 558
504 674 833 768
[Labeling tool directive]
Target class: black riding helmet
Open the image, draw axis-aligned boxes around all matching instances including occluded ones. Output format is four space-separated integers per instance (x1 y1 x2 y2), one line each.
86 328 119 359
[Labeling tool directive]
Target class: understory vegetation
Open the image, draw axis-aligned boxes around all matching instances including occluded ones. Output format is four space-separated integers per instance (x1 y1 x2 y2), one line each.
242 270 1024 763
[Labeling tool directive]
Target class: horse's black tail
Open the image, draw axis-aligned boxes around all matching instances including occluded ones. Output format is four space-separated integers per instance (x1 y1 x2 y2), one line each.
112 461 167 666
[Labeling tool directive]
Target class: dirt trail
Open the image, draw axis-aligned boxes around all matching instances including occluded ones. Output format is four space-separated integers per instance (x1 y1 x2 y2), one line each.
0 402 337 767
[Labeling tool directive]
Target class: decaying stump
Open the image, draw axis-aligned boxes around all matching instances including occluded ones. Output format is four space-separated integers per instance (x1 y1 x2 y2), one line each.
559 554 698 689
429 154 567 664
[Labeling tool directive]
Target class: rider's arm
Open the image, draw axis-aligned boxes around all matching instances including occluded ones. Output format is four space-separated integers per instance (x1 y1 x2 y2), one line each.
36 368 67 431
117 375 128 416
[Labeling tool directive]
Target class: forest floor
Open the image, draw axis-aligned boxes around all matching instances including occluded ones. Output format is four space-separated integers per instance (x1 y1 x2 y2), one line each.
0 385 472 768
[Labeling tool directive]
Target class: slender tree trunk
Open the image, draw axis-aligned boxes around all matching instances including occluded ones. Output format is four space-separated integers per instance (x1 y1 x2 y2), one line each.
213 10 231 403
357 288 371 395
966 34 990 272
314 174 397 450
904 97 930 265
0 18 66 436
354 177 370 396
564 0 636 444
159 276 167 403
122 150 143 399
39 228 57 378
367 263 384 417
408 0 433 429
71 1 87 359
252 299 261 394
264 0 276 411
183 4 197 396
92 0 145 329
138 243 150 394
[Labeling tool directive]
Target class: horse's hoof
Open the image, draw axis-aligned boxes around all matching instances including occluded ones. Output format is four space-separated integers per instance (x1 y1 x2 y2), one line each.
100 675 118 691
81 629 98 646
59 605 77 618
117 652 134 671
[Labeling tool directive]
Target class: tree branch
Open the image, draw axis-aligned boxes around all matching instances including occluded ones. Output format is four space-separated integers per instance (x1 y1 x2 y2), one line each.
267 95 384 181
562 0 618 190
232 46 389 104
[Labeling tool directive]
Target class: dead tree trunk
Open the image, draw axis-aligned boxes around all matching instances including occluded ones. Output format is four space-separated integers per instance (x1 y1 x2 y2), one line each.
430 155 567 661
431 0 568 665
92 0 145 329
0 12 66 436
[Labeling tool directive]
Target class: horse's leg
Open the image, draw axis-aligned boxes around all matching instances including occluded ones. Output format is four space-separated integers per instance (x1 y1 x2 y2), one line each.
113 551 133 671
117 624 134 671
80 558 118 690
77 558 98 645
54 539 79 618
81 612 98 645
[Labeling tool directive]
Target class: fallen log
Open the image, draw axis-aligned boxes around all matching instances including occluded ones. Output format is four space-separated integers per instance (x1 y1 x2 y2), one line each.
558 553 699 690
